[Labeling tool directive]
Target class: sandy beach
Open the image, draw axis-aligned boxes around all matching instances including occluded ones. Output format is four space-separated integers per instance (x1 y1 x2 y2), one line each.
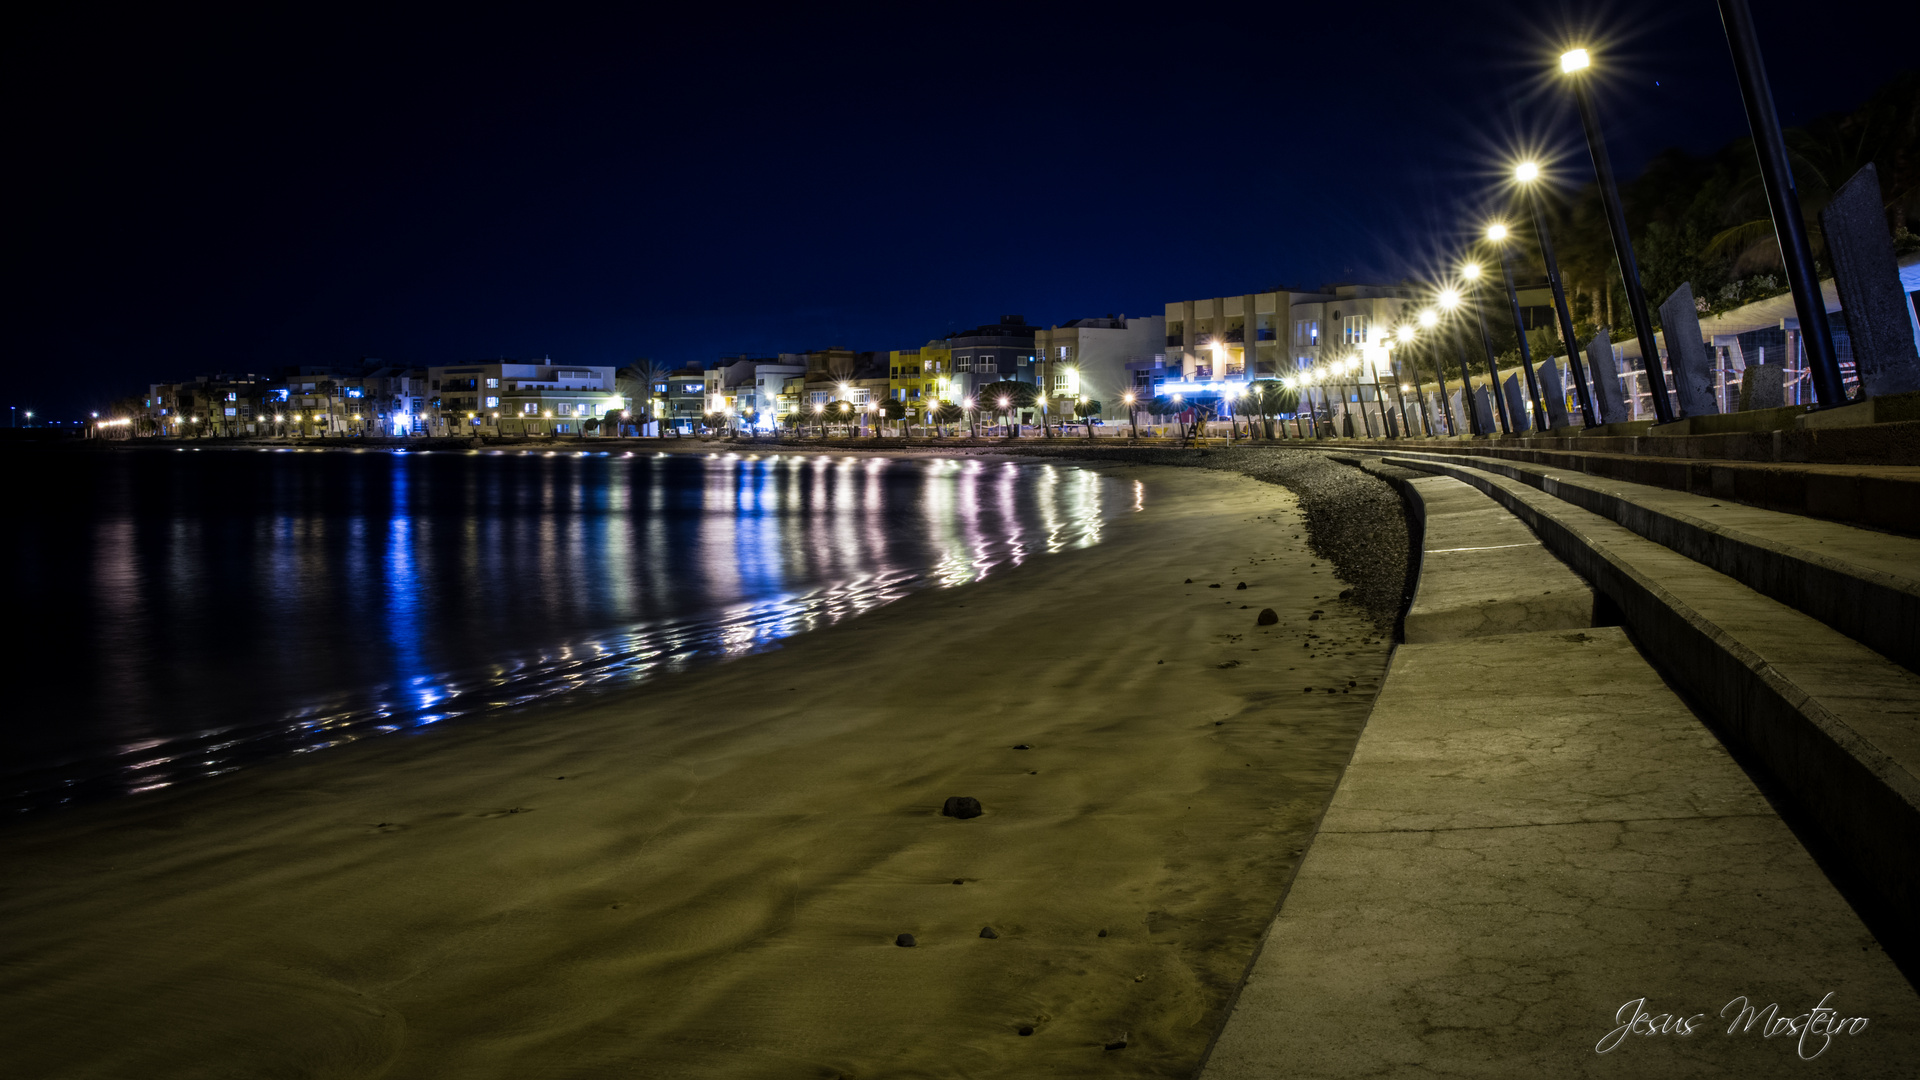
0 462 1392 1078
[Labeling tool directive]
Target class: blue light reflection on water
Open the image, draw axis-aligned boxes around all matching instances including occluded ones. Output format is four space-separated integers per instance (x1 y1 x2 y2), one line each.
2 450 1123 813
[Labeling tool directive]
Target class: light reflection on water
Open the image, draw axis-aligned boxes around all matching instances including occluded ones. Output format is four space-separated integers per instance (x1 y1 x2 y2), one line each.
3 450 1122 813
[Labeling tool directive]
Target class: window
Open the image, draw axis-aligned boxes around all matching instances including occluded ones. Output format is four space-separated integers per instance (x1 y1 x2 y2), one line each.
1343 315 1370 344
226 392 237 401
1295 319 1319 346
486 378 499 388
1057 346 1073 360
955 355 972 372
485 396 500 408
522 403 538 415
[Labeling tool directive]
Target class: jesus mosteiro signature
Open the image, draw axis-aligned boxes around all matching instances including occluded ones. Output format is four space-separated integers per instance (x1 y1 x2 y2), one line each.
1596 992 1870 1059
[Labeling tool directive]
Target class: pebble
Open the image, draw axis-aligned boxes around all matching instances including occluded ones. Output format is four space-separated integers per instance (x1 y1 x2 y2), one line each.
1236 582 1247 589
941 796 983 819
896 933 916 947
1257 608 1278 625
980 926 999 939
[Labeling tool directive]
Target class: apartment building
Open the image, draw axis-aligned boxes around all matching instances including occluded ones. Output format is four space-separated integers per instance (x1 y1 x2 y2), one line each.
889 342 951 421
1032 315 1166 417
1162 284 1416 390
946 316 1039 403
427 361 622 436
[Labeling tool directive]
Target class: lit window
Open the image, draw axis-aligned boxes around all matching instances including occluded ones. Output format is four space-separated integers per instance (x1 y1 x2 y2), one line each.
486 378 499 388
485 396 499 408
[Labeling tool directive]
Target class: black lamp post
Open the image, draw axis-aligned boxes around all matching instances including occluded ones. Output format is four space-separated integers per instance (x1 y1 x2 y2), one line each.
1489 226 1550 430
1561 49 1675 424
1517 166 1599 427
1465 265 1514 435
1715 0 1843 407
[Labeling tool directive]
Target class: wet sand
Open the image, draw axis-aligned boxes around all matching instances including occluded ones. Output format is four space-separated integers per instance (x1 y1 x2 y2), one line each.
0 464 1392 1078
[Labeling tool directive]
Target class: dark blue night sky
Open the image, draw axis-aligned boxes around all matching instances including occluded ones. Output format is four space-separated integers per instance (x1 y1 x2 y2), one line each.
11 1 1909 416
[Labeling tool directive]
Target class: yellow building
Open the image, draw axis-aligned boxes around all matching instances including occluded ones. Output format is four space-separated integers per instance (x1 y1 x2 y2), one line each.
889 341 951 423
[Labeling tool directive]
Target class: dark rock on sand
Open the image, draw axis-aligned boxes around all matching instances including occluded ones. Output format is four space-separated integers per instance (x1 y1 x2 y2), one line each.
942 796 983 819
1236 582 1247 590
980 926 999 939
1257 608 1278 625
896 933 916 947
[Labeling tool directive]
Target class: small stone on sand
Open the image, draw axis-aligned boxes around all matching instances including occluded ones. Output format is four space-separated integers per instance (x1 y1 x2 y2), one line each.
1256 608 1278 625
941 796 983 819
980 926 999 939
1236 582 1247 589
1097 929 1108 937
895 933 916 947
1017 1025 1034 1036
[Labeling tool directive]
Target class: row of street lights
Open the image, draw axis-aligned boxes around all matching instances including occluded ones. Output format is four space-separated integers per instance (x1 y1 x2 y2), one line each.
1280 8 1840 438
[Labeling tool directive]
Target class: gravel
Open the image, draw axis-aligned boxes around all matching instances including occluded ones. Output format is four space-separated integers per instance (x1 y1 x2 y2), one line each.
1002 445 1413 633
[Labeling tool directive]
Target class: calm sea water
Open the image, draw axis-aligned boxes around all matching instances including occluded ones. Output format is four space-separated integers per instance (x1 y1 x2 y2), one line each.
3 446 1127 813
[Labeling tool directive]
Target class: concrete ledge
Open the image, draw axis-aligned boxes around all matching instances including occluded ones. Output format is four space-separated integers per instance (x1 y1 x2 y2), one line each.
1379 450 1920 674
1394 474 1592 642
1378 455 1920 970
1202 631 1920 1078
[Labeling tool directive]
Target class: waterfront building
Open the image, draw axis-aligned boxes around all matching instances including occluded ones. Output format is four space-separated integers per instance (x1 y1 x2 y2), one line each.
889 342 951 425
945 316 1039 406
1164 285 1415 383
716 357 806 429
664 366 707 432
427 361 621 436
1032 315 1166 421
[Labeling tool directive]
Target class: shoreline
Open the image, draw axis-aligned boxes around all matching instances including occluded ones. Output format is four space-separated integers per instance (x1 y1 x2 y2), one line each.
0 463 1393 1078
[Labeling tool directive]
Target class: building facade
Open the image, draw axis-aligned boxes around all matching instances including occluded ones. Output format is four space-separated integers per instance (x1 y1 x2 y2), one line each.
427 361 622 436
1032 315 1166 421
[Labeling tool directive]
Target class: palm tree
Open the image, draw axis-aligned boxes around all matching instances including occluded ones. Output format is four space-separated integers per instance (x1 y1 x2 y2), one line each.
618 360 673 437
1246 380 1299 440
975 380 1034 439
1073 398 1101 439
930 400 963 438
878 398 907 437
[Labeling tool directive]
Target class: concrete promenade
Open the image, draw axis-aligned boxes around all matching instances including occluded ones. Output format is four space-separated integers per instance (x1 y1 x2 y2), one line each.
1201 463 1919 1078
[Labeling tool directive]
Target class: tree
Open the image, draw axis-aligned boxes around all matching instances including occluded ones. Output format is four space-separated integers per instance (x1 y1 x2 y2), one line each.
975 380 1034 438
582 417 601 437
618 359 673 436
930 401 963 438
1073 398 1101 439
878 397 907 437
1246 380 1299 439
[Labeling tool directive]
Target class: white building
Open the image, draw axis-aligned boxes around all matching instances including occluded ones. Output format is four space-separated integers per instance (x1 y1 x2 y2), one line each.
427 361 622 436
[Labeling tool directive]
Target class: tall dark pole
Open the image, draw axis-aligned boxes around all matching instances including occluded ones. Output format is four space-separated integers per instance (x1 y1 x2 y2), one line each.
1565 63 1675 424
1453 324 1484 436
1429 340 1457 436
1522 186 1599 426
1495 245 1550 430
1716 0 1843 407
1469 278 1513 435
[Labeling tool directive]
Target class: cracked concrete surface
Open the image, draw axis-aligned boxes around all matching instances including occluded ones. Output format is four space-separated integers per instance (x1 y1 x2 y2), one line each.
1401 476 1593 643
1201 628 1919 1078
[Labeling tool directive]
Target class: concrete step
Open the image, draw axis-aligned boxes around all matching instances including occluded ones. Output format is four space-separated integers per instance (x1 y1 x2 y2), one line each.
1377 453 1920 969
1393 473 1593 643
1202 628 1920 1078
1378 450 1920 675
1294 436 1920 535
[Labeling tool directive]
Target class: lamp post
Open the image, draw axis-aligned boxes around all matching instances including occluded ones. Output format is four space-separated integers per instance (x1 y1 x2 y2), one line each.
1461 262 1513 435
1419 308 1458 435
1515 161 1600 426
1715 0 1843 407
1396 324 1434 437
1560 48 1675 424
1438 290 1483 436
1487 222 1550 429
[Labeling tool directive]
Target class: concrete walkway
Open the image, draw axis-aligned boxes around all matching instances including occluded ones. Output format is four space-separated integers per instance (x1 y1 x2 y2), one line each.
1200 464 1919 1077
1201 627 1920 1077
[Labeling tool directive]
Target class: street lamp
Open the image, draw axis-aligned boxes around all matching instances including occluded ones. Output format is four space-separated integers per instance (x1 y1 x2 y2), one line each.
1514 160 1599 425
1560 46 1675 423
1715 0 1842 407
1418 307 1459 435
1486 221 1550 430
1460 261 1514 435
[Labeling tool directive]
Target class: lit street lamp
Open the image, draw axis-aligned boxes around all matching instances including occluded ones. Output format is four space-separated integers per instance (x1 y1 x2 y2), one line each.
1487 222 1550 428
1461 262 1513 435
1560 47 1675 424
1715 0 1843 407
1437 289 1485 437
1514 160 1599 426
